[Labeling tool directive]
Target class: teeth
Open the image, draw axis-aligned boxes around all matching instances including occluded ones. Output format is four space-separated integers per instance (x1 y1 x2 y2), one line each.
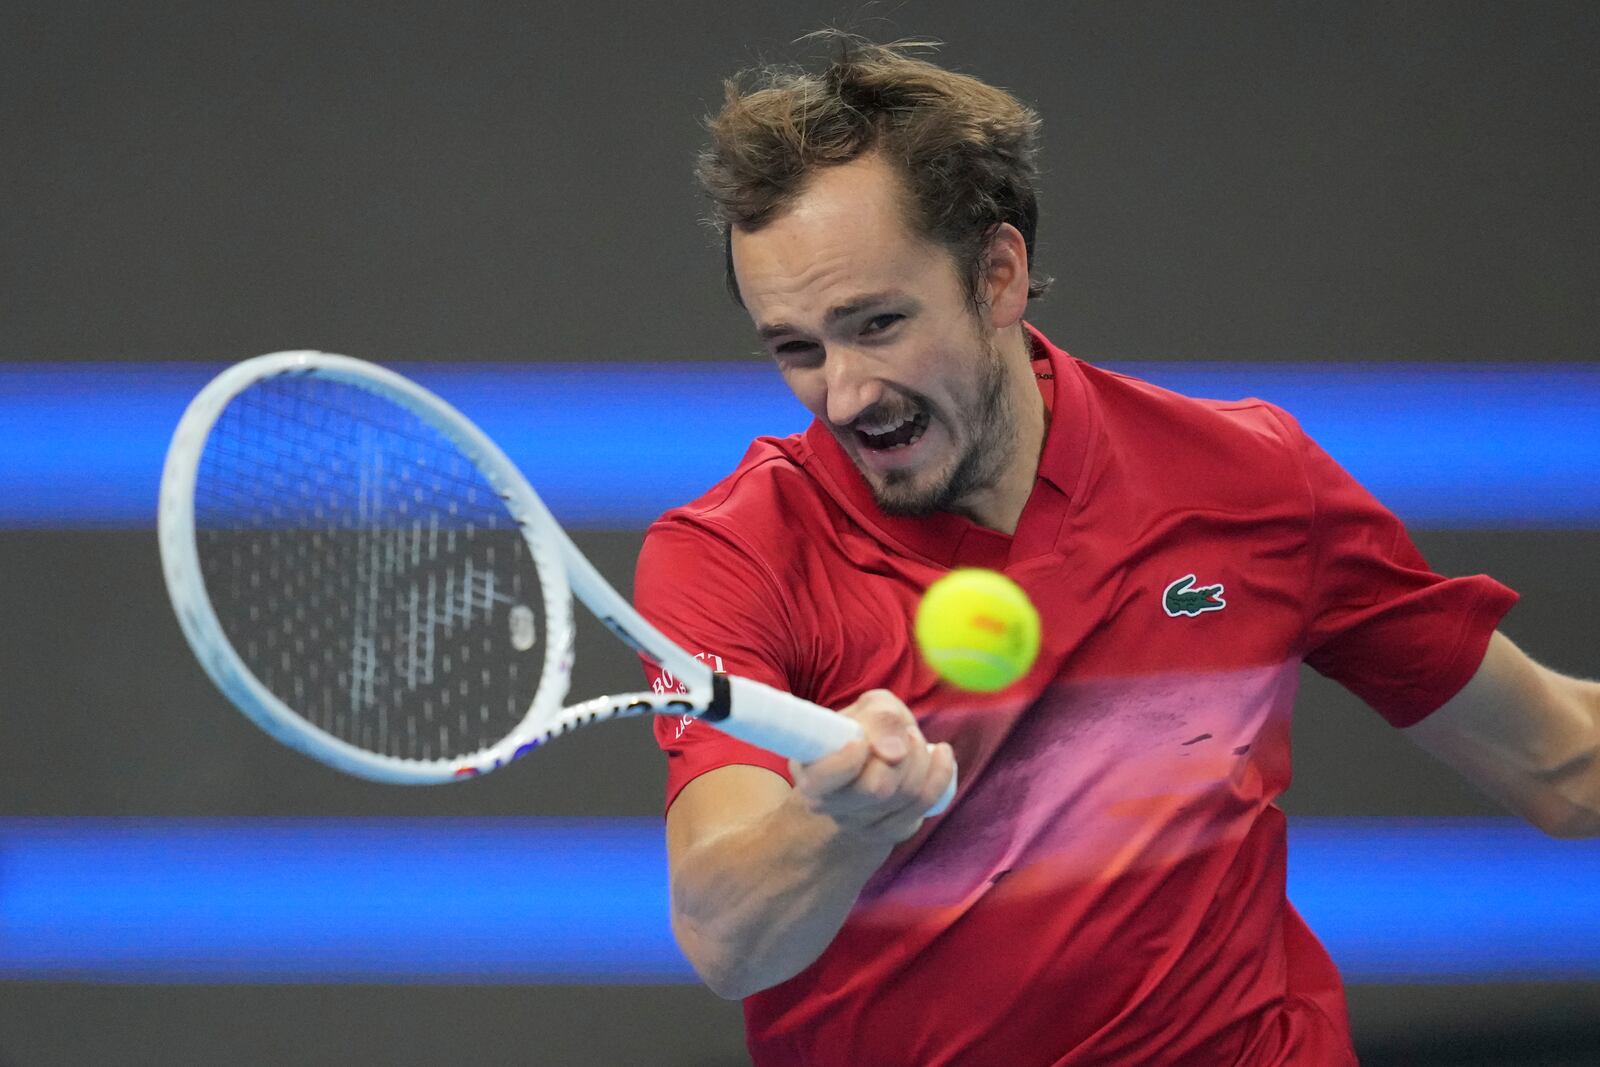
856 411 928 451
856 413 914 435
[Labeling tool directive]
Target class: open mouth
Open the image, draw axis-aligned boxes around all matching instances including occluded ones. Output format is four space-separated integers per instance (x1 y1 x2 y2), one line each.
855 410 930 451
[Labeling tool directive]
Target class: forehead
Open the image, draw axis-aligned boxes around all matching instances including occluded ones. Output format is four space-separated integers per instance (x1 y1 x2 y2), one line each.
730 154 957 324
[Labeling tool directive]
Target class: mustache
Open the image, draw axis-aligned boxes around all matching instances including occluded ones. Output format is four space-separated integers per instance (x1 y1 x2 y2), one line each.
844 390 931 431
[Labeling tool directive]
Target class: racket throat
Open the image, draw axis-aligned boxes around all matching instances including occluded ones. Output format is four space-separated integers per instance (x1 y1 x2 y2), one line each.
702 672 732 722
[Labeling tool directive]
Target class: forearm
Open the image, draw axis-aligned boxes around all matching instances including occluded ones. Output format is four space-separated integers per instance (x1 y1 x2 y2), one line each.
1414 653 1600 839
1540 677 1600 837
1479 682 1599 837
670 793 893 999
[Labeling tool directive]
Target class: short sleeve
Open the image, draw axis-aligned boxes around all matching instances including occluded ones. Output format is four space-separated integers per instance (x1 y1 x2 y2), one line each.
634 518 796 812
1291 417 1519 727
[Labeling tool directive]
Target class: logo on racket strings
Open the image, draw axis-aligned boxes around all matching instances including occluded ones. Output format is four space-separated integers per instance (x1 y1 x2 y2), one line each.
509 604 536 650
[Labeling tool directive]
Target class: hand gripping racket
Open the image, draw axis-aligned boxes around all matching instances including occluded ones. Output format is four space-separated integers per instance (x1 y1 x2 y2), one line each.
158 351 956 815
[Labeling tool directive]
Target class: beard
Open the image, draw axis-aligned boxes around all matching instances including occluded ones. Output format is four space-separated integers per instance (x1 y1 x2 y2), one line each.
853 331 1017 518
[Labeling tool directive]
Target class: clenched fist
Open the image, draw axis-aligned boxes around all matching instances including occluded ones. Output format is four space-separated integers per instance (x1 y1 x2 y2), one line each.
788 689 955 845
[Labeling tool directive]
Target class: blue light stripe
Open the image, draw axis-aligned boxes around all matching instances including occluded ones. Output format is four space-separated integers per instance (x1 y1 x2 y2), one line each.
1 817 1595 984
0 818 684 983
1 362 1596 529
1285 818 1600 981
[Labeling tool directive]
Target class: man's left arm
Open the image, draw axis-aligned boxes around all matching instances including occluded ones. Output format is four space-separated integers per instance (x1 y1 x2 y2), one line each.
1406 631 1600 838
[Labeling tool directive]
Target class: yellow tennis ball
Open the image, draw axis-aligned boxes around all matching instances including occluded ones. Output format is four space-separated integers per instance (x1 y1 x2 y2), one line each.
915 568 1041 692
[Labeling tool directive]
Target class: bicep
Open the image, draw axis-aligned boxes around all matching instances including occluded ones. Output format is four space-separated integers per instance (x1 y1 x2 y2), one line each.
1405 631 1598 831
665 763 793 874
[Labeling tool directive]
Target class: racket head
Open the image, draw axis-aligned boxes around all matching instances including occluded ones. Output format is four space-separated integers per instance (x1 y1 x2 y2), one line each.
158 351 576 783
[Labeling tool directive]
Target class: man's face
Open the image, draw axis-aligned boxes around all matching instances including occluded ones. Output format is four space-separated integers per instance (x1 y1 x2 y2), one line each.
730 154 1019 517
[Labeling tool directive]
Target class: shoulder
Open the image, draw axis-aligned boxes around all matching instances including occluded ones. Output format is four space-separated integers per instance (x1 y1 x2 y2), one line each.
1078 361 1313 508
1082 361 1302 450
641 431 838 571
633 433 866 699
635 432 837 609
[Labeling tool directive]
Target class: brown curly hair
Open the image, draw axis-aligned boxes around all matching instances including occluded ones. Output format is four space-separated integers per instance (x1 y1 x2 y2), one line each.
697 31 1053 308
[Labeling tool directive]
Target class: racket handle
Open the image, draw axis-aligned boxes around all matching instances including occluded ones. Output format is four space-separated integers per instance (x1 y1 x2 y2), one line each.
716 674 958 817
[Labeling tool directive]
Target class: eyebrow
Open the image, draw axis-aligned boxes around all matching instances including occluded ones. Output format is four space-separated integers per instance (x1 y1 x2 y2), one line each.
756 291 910 341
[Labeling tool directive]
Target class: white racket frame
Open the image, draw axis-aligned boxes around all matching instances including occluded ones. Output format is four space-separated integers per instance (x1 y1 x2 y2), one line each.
160 351 954 813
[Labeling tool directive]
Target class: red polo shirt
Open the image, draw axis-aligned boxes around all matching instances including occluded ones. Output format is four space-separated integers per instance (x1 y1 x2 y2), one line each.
634 326 1517 1066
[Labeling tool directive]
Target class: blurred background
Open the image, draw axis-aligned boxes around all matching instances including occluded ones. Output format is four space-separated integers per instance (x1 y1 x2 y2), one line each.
1 1 1596 1064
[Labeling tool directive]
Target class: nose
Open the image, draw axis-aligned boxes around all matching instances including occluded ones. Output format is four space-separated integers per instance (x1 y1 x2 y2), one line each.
822 346 884 428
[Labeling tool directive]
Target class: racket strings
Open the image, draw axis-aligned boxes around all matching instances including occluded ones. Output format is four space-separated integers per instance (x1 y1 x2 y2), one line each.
202 381 515 524
193 375 546 761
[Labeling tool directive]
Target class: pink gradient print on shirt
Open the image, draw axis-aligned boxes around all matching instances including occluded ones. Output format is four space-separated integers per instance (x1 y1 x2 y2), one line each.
854 660 1301 917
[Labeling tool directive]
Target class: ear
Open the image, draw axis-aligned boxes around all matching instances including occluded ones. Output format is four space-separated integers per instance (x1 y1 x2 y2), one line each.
978 223 1031 330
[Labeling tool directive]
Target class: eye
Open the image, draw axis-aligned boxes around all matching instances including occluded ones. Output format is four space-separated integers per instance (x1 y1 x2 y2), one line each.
862 313 904 336
772 340 822 367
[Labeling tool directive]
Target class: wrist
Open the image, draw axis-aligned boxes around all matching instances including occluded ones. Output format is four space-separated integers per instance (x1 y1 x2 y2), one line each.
782 789 899 866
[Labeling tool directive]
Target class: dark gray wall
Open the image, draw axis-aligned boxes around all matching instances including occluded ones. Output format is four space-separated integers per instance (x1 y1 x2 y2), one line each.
3 2 1597 1064
4 982 1599 1067
2 1 1595 363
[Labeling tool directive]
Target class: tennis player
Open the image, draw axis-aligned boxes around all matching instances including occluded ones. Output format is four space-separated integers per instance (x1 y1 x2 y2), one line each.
634 33 1599 1066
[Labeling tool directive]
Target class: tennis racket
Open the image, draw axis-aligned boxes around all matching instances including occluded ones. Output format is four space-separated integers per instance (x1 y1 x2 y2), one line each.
158 351 956 815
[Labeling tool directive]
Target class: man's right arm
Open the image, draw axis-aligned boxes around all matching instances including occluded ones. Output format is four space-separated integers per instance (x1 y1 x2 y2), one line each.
665 689 955 1000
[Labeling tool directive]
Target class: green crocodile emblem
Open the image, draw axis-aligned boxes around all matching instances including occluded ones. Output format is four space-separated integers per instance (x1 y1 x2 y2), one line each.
1163 574 1226 617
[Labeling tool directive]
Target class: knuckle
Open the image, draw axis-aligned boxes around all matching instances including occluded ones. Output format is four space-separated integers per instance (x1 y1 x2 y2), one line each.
888 706 917 727
912 752 949 804
867 710 916 739
857 770 900 806
863 778 897 806
858 689 909 716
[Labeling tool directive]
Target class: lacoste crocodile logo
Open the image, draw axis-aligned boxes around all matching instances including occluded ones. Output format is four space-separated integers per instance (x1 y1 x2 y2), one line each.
1163 574 1226 617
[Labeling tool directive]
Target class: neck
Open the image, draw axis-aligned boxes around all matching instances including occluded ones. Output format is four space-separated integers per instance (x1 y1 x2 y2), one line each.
959 327 1049 536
